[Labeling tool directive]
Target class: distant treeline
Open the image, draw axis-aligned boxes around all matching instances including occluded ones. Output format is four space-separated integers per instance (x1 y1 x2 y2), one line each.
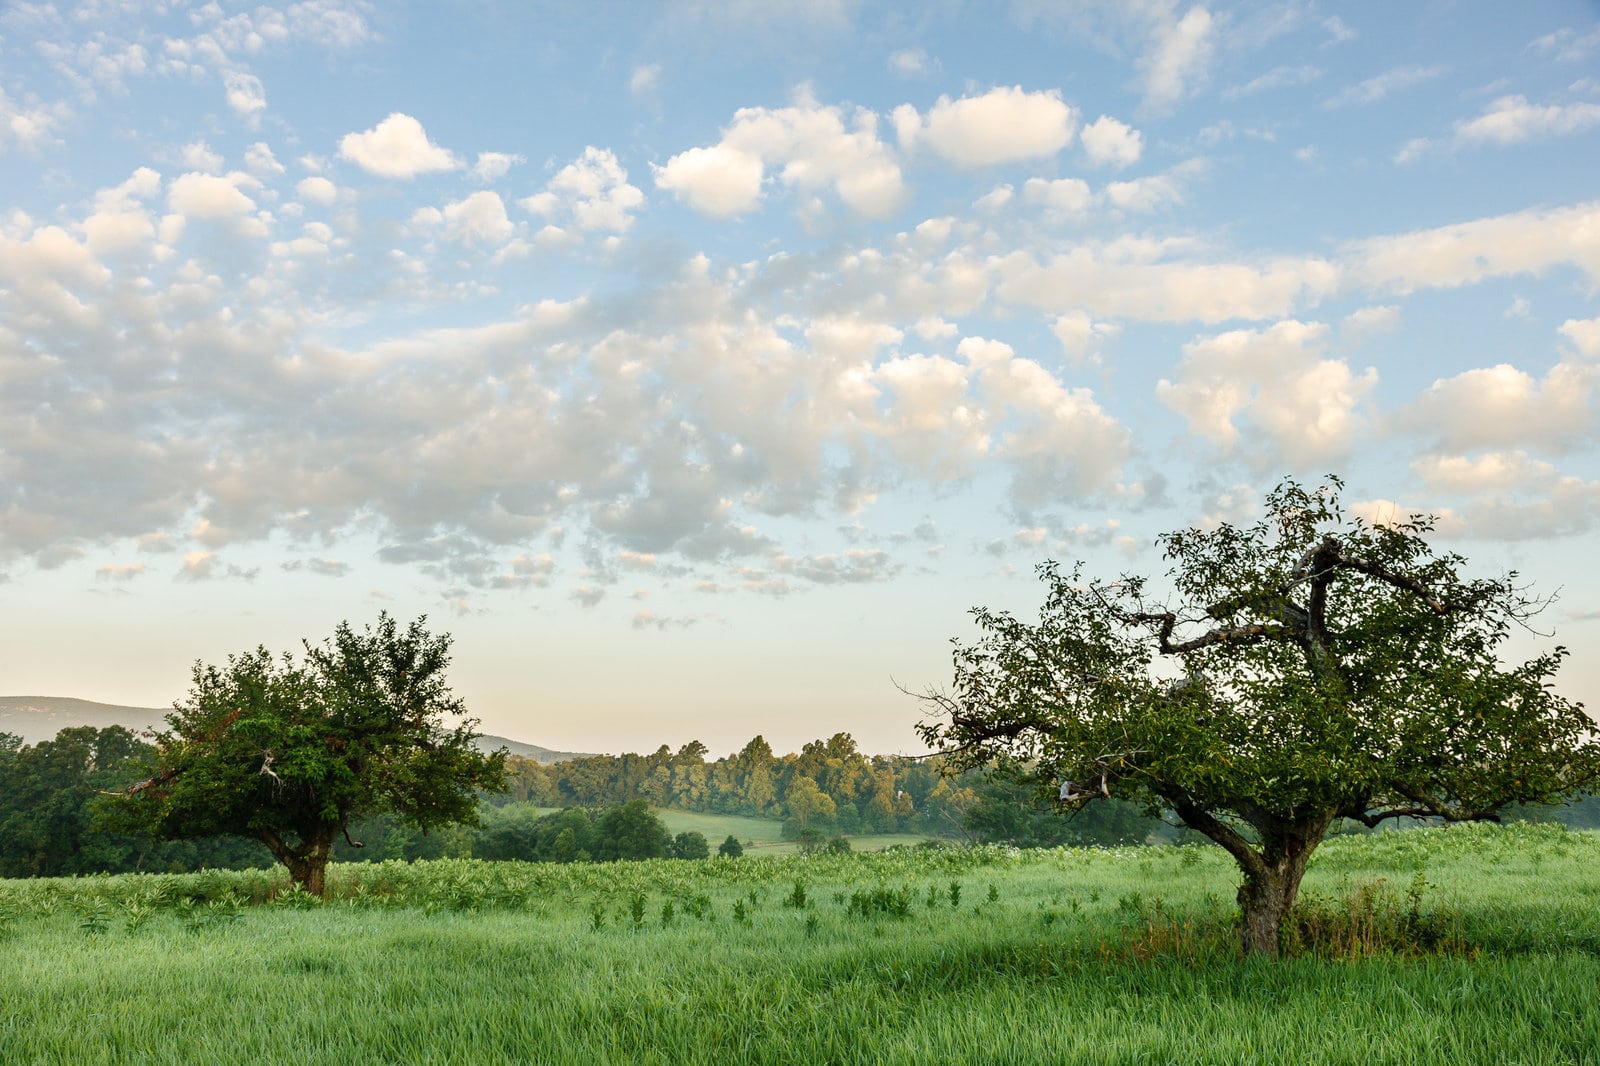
6 725 1597 879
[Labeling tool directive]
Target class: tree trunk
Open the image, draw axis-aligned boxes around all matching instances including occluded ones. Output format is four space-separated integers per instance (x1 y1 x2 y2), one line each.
1235 825 1326 957
259 827 338 899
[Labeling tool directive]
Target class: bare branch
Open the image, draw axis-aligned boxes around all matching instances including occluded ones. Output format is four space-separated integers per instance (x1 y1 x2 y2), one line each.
1130 610 1301 654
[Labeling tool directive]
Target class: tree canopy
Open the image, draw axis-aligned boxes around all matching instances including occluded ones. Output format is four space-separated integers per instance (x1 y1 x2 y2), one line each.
920 477 1600 955
110 613 506 896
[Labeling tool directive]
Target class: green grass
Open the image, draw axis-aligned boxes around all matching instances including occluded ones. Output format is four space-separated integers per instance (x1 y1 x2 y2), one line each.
530 805 933 854
3 823 1599 1064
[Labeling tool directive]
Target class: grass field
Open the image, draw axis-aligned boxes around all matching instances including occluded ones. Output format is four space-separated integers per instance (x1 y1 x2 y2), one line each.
3 823 1599 1064
534 805 934 855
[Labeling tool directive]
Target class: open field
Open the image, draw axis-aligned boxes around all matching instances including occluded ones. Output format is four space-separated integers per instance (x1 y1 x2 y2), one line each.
536 805 934 855
3 823 1599 1064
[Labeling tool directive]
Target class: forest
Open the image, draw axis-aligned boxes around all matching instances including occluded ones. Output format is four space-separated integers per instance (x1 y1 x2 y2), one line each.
0 723 1164 878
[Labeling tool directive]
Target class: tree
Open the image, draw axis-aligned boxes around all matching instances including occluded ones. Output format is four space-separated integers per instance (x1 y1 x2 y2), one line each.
110 614 507 897
593 799 671 861
920 478 1600 956
783 774 836 837
717 834 744 858
671 830 710 859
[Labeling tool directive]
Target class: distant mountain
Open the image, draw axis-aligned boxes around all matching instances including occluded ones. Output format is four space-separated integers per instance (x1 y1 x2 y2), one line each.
0 696 168 744
0 696 588 762
476 735 597 764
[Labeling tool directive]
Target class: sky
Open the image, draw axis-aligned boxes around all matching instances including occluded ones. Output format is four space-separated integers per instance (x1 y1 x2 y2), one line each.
2 0 1598 757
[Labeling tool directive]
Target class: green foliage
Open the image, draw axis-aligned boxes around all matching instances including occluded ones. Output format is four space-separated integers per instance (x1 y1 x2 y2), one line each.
106 614 506 895
923 477 1600 954
0 725 271 878
670 830 710 860
717 834 744 858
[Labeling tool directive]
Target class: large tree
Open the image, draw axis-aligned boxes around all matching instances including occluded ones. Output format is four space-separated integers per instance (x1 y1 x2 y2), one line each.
112 614 506 896
920 478 1599 955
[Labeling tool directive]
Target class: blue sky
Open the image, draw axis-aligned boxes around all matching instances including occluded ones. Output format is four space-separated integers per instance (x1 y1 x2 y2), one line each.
2 0 1598 755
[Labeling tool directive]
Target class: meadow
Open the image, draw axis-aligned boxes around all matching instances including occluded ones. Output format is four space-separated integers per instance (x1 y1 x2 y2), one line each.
3 822 1599 1065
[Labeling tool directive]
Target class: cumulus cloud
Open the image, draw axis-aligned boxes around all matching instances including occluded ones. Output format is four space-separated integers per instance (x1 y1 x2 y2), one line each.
894 86 1076 166
296 176 340 205
653 143 765 217
338 113 460 178
223 70 267 120
472 152 523 182
521 147 644 233
438 191 516 245
655 89 905 217
1079 115 1143 168
1402 363 1597 453
1157 320 1378 468
167 171 261 225
0 87 68 151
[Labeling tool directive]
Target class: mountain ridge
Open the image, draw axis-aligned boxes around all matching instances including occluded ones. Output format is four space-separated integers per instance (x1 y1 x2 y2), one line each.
0 696 588 763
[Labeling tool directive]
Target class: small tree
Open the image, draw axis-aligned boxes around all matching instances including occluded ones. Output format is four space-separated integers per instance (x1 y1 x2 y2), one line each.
921 478 1599 955
110 614 506 897
672 830 710 860
717 834 744 858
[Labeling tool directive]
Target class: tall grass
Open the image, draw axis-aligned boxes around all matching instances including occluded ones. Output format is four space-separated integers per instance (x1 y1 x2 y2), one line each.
3 823 1597 1064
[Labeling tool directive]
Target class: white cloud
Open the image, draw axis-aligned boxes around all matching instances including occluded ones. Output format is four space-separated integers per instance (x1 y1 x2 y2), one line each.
1340 304 1400 339
472 152 523 182
1139 5 1215 110
167 171 259 221
899 86 1076 166
244 142 284 176
521 147 644 232
0 87 67 150
1022 177 1092 217
338 113 460 179
1222 64 1320 101
435 191 516 245
1454 95 1600 147
630 64 661 95
1079 115 1143 168
888 48 933 77
1529 24 1600 64
1323 64 1442 108
1102 172 1184 213
182 141 224 173
653 143 765 217
1397 94 1600 162
223 70 266 120
655 90 905 217
1412 451 1558 495
1157 319 1377 467
296 176 339 205
1348 200 1600 293
1403 362 1597 453
1051 312 1120 363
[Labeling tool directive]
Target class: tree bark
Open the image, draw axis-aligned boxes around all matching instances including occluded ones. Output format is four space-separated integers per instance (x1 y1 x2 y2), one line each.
259 827 338 899
1234 818 1330 957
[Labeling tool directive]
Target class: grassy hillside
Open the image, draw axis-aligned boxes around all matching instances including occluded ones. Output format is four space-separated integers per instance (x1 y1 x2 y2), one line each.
2 824 1596 1063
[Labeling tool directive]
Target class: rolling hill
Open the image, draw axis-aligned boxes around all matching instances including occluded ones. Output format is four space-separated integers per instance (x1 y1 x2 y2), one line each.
0 696 587 762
